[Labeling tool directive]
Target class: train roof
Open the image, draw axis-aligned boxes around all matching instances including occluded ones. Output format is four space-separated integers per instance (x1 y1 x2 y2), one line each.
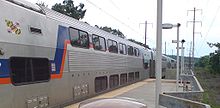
6 0 45 14
6 0 147 50
41 6 145 49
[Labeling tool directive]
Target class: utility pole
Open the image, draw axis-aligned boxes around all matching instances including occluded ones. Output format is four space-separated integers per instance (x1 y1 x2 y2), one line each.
165 41 166 55
188 42 192 69
145 21 147 45
139 21 153 46
172 49 173 58
187 7 202 71
192 8 196 71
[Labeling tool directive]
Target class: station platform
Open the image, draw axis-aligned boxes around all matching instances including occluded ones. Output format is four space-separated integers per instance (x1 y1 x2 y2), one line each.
65 79 179 108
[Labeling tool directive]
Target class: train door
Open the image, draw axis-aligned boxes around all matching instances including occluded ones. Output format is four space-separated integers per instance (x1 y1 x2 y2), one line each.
149 51 156 78
142 49 151 78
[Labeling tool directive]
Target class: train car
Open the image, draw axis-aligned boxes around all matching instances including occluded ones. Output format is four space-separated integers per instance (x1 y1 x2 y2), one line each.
0 0 173 108
148 51 167 78
0 0 152 108
166 57 177 69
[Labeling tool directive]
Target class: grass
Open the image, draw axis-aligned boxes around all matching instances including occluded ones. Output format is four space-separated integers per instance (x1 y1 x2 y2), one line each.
195 67 220 108
165 68 176 79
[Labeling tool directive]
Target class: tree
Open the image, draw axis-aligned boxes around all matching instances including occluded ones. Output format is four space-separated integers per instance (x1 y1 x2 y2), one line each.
128 39 150 49
98 26 126 39
36 1 48 7
196 55 210 68
207 42 220 74
52 0 86 20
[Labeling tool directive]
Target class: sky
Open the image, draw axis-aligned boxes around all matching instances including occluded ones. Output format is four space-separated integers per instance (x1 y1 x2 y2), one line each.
29 0 220 57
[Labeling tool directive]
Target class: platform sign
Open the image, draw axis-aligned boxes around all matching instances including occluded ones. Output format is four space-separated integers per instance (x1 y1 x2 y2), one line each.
176 47 185 49
172 40 177 43
162 23 173 29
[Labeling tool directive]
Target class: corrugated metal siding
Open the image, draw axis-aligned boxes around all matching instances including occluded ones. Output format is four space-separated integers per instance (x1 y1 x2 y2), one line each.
43 7 146 72
68 50 142 72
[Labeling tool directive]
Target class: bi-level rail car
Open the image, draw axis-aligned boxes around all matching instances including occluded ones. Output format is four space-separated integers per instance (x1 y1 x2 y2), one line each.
0 0 153 108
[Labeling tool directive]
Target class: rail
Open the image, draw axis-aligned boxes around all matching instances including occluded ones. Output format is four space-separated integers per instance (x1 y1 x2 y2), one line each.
159 69 211 108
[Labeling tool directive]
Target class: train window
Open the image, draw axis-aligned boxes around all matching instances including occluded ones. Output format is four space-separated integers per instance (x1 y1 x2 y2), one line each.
99 37 106 51
135 72 140 80
109 75 119 88
10 57 50 86
30 27 42 34
119 43 127 55
95 76 108 93
162 56 167 61
93 35 100 50
120 73 127 85
119 43 123 54
128 72 134 82
108 40 118 53
134 48 137 56
123 44 127 55
92 35 106 51
134 48 139 57
128 45 134 56
69 28 89 48
108 40 113 50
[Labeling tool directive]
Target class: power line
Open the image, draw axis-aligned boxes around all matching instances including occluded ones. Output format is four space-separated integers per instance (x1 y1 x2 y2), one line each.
108 0 120 10
84 0 158 49
85 0 157 47
85 0 143 37
107 0 143 31
198 6 220 53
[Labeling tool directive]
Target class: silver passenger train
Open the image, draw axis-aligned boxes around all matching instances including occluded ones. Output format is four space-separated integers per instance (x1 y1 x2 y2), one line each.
0 0 175 108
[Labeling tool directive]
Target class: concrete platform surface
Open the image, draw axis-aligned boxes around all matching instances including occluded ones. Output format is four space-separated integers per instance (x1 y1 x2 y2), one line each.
65 79 178 108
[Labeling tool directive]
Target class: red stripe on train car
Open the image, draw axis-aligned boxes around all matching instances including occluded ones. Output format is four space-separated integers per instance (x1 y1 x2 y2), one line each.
0 78 11 84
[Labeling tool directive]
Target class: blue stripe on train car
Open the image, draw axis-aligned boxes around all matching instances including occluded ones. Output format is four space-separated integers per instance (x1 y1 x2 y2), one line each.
0 25 69 79
0 59 10 78
53 25 69 75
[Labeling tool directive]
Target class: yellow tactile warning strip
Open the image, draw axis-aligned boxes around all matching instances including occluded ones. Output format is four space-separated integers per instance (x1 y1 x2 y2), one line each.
65 79 176 108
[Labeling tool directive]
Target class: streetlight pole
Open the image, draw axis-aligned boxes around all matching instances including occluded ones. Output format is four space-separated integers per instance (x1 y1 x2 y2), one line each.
164 23 181 91
181 39 185 75
176 23 181 91
155 0 162 108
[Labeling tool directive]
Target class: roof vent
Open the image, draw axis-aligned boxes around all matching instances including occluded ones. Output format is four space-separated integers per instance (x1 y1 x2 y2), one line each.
30 27 42 34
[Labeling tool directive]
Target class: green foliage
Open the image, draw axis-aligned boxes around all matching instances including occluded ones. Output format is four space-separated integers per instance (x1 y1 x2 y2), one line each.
128 39 150 49
207 42 220 49
52 0 86 20
199 42 220 74
36 1 48 7
97 26 125 39
208 42 220 74
196 55 210 67
95 25 150 49
195 69 220 108
196 42 220 74
209 53 220 74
